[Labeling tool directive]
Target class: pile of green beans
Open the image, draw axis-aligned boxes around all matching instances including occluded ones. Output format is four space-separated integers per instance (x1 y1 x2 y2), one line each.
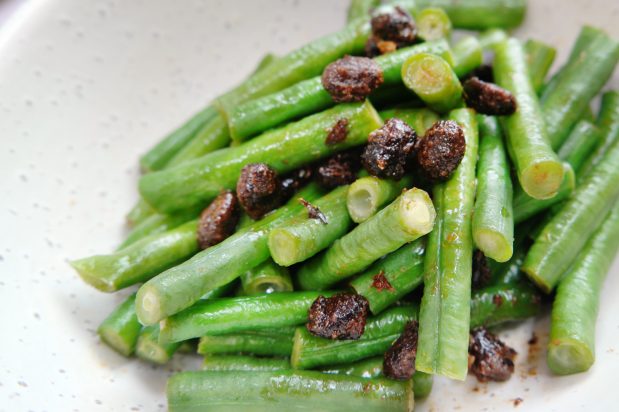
70 2 619 409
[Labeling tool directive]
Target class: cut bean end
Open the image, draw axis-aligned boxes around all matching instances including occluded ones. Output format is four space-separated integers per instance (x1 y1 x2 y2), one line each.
136 287 163 326
347 180 380 223
399 189 436 236
547 338 594 375
417 8 452 41
137 338 171 365
474 229 513 263
521 265 552 295
98 327 133 357
520 160 565 200
268 230 302 267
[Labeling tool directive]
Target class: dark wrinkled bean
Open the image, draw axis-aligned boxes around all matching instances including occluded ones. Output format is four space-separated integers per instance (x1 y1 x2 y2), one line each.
361 118 417 179
321 55 384 103
468 327 517 382
416 120 466 182
316 151 360 189
371 6 416 45
307 293 370 340
197 191 240 249
236 163 281 220
383 320 418 380
463 77 517 116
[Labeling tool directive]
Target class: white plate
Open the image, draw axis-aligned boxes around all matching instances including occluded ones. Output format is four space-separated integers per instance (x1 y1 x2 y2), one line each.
1 0 618 411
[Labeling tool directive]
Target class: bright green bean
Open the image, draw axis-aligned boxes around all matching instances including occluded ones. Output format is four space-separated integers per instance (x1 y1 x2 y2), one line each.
350 239 425 314
416 108 478 381
197 330 294 357
71 220 199 292
268 186 352 267
159 292 330 344
201 355 291 372
297 188 435 290
493 38 563 200
524 39 556 94
291 306 417 369
135 184 324 325
139 101 382 214
97 293 141 357
413 0 526 29
541 30 619 150
472 115 513 263
167 370 414 412
451 36 483 78
522 138 619 293
548 206 619 375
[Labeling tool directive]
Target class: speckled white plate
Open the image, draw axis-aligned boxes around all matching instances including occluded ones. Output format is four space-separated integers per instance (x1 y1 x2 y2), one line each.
1 0 618 411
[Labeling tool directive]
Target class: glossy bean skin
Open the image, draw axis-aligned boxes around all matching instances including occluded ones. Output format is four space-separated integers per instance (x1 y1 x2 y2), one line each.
139 102 382 214
416 109 478 381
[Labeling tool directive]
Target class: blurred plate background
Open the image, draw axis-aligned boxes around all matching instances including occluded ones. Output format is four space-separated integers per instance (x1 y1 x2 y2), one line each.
0 0 618 411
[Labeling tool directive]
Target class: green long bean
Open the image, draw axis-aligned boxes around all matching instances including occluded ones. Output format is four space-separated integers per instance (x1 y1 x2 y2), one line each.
159 292 330 344
541 30 619 150
97 293 141 357
117 211 195 250
197 330 294 357
548 207 619 375
512 120 599 224
416 108 478 381
413 0 526 30
268 185 352 267
227 40 451 141
350 239 426 314
580 91 619 177
472 115 513 263
291 306 417 369
215 18 372 116
470 283 542 328
71 220 199 292
321 357 434 399
451 36 483 78
402 53 463 113
139 101 381 214
297 188 435 290
135 184 324 325
541 25 605 98
167 370 414 412
347 0 380 22
139 106 217 173
493 38 564 200
524 39 556 94
201 355 291 373
522 138 619 293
